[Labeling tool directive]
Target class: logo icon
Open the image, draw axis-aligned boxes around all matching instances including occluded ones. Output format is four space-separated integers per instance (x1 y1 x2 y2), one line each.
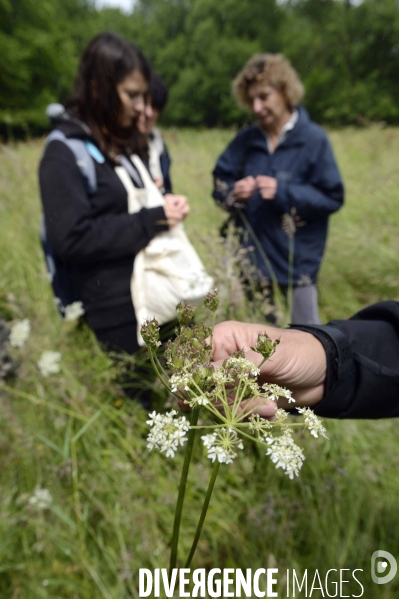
371 550 397 584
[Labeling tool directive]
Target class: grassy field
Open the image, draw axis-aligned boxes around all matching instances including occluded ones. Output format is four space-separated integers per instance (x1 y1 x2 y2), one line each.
0 128 398 598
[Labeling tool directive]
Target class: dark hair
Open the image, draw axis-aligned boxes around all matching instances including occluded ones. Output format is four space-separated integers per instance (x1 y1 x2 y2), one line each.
66 32 150 157
147 71 169 112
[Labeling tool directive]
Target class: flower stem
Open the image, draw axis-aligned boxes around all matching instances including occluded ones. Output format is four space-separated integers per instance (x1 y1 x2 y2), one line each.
169 406 200 576
184 461 220 568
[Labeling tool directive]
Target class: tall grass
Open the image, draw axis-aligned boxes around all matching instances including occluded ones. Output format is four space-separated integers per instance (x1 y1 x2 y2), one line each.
0 128 398 598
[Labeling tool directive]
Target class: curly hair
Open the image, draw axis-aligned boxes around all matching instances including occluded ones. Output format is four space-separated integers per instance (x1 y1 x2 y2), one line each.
233 53 304 110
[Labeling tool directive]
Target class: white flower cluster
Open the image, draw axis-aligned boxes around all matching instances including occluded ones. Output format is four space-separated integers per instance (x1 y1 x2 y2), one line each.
211 368 234 386
201 427 244 464
37 351 62 377
170 372 194 393
9 319 31 348
147 410 190 458
64 301 84 321
297 407 328 439
225 356 260 378
29 488 53 509
264 431 305 479
262 383 295 403
248 414 273 435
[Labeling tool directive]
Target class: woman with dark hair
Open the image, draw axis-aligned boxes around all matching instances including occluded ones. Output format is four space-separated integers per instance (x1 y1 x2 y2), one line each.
39 33 190 407
137 71 173 194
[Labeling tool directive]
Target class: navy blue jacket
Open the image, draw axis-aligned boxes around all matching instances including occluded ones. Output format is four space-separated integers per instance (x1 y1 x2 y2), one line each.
160 143 173 195
212 107 344 286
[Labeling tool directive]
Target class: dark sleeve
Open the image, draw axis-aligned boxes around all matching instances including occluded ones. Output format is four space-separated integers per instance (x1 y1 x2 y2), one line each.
212 131 249 212
291 301 399 419
39 140 168 265
273 133 344 220
160 143 173 194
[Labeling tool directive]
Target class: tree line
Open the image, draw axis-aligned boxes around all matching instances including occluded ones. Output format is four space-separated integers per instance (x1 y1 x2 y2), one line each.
1 0 399 138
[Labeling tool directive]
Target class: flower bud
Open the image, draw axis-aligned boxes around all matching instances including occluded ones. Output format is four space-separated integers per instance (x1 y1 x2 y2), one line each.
203 289 219 313
141 318 161 349
250 332 280 360
176 303 196 325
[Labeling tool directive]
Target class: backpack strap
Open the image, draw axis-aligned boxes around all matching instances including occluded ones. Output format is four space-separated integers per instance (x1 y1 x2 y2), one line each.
40 129 105 316
44 129 103 196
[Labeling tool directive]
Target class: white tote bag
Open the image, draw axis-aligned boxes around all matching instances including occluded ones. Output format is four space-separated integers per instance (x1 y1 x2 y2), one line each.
115 155 213 345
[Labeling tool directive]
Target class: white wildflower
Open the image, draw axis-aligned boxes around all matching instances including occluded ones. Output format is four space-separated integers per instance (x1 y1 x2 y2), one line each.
264 431 305 479
185 393 209 408
201 427 244 465
169 372 194 393
297 407 328 439
64 301 84 321
262 383 295 403
248 413 273 436
225 356 260 379
37 351 62 377
29 488 53 509
147 410 190 458
211 368 234 386
9 319 31 348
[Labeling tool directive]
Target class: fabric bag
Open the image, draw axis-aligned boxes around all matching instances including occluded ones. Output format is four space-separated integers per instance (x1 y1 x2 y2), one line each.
115 155 213 344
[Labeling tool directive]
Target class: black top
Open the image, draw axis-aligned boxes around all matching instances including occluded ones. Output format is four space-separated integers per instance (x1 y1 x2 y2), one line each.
292 301 399 419
39 122 168 330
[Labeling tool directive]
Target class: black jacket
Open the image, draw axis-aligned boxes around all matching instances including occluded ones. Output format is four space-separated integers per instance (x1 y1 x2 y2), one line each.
39 121 168 331
212 107 344 286
293 301 399 419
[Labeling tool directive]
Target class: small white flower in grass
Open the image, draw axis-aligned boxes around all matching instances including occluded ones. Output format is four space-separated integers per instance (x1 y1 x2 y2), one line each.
201 427 244 465
37 351 62 377
64 301 84 321
29 488 52 509
297 407 328 439
264 431 305 479
9 319 31 348
262 383 295 403
147 410 190 458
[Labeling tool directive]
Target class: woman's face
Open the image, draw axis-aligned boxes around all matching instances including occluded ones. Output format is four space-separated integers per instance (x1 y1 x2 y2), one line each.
116 69 147 128
247 82 290 131
137 98 160 136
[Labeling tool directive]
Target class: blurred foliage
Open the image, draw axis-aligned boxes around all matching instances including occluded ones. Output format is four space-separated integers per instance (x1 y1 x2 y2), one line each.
2 0 399 135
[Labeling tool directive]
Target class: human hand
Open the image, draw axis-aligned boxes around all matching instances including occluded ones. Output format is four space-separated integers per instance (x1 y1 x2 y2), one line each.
164 194 190 226
154 177 164 189
211 321 327 418
233 176 257 200
256 175 277 200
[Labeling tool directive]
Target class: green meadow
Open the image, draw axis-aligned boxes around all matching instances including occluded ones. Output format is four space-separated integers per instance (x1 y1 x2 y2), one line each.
0 128 398 598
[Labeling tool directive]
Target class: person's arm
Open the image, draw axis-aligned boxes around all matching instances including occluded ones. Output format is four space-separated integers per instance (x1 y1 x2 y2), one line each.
273 133 344 220
39 140 169 265
293 301 399 419
211 301 399 420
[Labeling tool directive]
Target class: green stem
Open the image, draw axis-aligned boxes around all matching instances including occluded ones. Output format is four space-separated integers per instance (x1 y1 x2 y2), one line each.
169 406 200 575
184 461 220 568
287 234 295 323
